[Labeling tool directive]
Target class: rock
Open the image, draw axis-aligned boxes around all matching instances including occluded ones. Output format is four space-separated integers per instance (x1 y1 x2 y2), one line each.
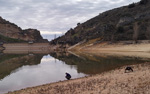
117 17 134 27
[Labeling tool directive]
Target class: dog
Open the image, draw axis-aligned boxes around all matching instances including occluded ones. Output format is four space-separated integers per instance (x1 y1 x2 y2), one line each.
125 66 133 73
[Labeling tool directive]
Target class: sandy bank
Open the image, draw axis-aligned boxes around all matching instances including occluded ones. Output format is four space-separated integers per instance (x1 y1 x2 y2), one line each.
70 41 150 59
7 62 150 94
83 42 150 52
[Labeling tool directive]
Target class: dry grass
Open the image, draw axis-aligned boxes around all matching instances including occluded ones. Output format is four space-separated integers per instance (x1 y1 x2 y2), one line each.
69 38 102 51
7 62 150 94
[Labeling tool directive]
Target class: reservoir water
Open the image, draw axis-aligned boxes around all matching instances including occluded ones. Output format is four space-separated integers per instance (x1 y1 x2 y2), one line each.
0 52 149 93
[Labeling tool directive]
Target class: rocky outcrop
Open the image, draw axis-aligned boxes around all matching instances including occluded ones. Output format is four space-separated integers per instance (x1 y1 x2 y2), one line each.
22 29 48 42
117 17 134 27
0 16 48 43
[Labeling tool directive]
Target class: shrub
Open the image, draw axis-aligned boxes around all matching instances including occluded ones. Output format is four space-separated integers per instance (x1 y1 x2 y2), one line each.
139 0 148 5
121 13 132 17
0 34 26 43
77 23 81 26
128 3 135 8
117 26 124 33
71 30 75 35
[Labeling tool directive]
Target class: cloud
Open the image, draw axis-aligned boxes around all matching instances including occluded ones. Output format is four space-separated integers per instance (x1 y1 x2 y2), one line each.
40 31 62 35
41 31 63 41
0 0 140 40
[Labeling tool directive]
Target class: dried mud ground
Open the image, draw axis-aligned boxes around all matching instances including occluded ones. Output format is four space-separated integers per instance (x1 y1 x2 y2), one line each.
7 62 150 94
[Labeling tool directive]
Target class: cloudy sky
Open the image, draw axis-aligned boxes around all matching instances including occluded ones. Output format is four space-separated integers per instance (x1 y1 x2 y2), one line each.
0 0 139 40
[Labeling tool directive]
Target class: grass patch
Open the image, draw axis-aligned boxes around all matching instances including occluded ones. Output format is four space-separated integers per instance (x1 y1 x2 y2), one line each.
0 34 26 43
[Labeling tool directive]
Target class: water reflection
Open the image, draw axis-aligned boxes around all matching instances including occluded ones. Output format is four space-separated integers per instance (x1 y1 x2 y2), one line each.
0 52 149 93
0 54 43 80
50 52 150 74
0 53 85 94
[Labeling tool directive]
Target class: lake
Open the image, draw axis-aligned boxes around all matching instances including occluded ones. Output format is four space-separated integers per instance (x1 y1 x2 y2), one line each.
0 52 149 94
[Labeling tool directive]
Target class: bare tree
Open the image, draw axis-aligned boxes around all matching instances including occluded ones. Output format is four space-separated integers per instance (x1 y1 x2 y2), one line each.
146 25 150 40
133 22 139 43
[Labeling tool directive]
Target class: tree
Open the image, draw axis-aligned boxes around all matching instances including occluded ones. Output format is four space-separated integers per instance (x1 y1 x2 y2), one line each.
133 22 139 43
128 3 135 8
117 26 124 33
77 23 81 26
139 0 148 5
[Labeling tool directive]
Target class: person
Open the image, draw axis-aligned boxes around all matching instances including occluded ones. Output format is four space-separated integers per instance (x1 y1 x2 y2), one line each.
65 72 71 80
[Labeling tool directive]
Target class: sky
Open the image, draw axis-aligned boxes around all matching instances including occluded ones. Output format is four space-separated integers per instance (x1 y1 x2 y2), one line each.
0 0 140 41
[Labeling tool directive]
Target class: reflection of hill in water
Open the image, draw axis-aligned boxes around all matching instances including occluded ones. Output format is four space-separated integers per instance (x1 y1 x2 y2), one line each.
50 52 149 75
0 54 44 80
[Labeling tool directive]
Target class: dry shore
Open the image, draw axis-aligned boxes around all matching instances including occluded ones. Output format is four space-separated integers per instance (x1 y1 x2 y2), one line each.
71 41 150 59
7 62 150 94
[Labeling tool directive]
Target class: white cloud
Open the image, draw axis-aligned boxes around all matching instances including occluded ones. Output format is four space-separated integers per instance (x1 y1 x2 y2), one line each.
0 0 140 40
41 31 62 35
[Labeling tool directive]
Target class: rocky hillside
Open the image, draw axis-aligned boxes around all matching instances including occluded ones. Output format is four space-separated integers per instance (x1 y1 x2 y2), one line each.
0 17 48 43
51 0 150 45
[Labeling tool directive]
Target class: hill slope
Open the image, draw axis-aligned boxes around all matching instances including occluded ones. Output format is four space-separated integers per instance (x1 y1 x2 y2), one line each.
51 0 150 45
0 17 48 43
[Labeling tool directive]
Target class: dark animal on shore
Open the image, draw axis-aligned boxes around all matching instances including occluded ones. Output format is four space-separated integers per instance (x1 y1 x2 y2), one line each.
125 67 133 73
65 72 71 80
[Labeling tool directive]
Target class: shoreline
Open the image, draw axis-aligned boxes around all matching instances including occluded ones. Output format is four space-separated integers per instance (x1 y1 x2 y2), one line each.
7 62 150 94
3 42 150 94
70 41 150 59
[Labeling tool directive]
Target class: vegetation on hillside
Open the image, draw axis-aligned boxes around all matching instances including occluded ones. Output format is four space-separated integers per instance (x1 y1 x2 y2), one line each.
0 34 26 43
50 0 150 45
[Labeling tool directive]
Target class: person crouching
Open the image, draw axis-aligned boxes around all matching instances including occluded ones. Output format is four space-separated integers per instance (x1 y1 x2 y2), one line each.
65 72 71 80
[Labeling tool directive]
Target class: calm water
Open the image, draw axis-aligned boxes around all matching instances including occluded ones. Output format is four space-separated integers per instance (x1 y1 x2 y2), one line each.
0 52 149 93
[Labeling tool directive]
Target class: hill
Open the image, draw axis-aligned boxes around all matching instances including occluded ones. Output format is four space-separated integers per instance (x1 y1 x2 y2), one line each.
50 0 150 46
0 17 48 43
